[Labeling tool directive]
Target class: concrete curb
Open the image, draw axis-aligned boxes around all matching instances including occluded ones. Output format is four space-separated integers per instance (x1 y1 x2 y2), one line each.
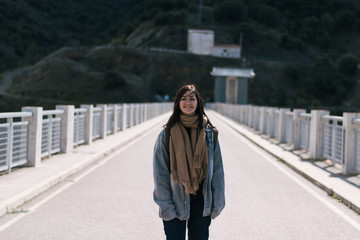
209 110 360 214
0 112 170 217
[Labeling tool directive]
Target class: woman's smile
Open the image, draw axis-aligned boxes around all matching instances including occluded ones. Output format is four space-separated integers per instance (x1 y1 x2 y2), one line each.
180 90 198 115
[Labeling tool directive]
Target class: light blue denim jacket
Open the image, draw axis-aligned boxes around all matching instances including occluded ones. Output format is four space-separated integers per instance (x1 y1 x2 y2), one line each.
153 124 225 221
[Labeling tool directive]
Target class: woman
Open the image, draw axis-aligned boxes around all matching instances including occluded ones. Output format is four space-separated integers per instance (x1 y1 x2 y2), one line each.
153 84 225 240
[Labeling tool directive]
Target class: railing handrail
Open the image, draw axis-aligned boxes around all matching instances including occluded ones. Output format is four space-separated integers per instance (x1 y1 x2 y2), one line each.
0 112 32 119
74 108 88 114
299 112 311 118
321 115 343 122
43 109 64 116
285 111 294 116
353 118 360 124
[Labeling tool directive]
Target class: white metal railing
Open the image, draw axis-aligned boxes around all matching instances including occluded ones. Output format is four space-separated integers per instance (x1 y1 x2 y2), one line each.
74 108 87 147
299 113 311 151
135 104 139 125
207 103 360 175
41 110 63 158
117 105 123 131
354 118 360 173
0 102 172 174
255 107 261 131
264 109 270 135
127 104 132 128
321 115 344 164
0 112 32 173
107 107 114 135
284 112 294 144
273 110 279 139
92 107 101 140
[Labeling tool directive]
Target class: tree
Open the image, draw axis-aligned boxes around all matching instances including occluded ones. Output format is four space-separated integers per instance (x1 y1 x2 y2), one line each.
254 4 280 27
213 1 247 23
334 9 358 30
337 53 359 76
310 55 338 98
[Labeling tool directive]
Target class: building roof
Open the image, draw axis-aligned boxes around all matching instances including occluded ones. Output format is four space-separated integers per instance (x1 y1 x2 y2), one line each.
188 29 214 34
210 67 255 78
214 44 240 49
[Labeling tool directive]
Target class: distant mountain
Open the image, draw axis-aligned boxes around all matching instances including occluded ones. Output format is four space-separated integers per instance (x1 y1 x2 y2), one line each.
1 0 360 112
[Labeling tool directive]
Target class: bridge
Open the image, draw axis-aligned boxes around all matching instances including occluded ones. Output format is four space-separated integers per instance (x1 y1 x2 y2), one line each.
0 103 360 239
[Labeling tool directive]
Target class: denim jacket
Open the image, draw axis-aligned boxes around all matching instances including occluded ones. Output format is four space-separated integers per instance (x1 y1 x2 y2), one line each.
153 124 225 221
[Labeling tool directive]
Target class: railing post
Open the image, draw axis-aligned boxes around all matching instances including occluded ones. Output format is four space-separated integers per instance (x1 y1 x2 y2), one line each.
259 107 266 134
342 112 360 174
141 103 145 123
268 108 275 138
122 104 127 131
56 105 74 153
278 108 290 143
97 104 107 139
21 107 43 167
309 110 329 160
238 105 243 123
248 105 254 128
293 109 306 150
144 103 148 122
136 104 140 125
80 104 93 145
129 104 134 127
110 104 118 134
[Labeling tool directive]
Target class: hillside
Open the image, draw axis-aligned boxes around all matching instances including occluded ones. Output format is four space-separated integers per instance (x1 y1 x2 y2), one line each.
1 0 360 112
2 46 245 111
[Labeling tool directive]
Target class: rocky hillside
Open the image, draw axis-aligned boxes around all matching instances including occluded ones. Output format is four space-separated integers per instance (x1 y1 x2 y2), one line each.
2 46 245 111
1 0 360 112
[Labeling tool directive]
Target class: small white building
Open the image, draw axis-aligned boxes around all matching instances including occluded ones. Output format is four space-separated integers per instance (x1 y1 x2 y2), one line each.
213 44 241 58
187 29 214 55
187 29 242 59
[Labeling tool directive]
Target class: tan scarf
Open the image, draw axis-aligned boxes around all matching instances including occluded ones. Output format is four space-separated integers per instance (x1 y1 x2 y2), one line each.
169 114 208 195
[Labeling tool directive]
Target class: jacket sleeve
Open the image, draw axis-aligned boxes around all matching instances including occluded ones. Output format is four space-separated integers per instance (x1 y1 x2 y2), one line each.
211 139 225 219
153 130 177 221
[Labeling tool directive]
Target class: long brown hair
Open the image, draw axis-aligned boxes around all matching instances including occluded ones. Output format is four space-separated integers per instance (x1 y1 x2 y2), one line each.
165 84 213 130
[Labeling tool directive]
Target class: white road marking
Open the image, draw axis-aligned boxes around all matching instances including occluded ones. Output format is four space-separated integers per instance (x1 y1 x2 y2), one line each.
219 120 360 232
0 127 160 233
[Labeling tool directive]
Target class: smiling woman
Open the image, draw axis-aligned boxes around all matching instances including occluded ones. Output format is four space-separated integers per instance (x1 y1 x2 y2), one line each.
179 89 198 116
153 84 225 240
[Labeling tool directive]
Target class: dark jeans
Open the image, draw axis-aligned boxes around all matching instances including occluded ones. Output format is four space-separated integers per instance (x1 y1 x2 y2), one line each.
163 187 211 240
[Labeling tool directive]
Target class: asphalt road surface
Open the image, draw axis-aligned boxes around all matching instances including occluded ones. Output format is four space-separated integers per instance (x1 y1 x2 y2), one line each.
0 112 359 239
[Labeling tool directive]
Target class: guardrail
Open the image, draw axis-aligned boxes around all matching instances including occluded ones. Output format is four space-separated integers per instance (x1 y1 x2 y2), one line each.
208 103 360 175
0 112 32 173
0 102 172 174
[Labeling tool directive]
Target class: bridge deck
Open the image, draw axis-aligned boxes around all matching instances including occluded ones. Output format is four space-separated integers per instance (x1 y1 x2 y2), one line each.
0 111 359 239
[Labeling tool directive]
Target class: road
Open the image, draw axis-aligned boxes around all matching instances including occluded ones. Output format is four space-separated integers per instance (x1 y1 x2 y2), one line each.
0 112 359 239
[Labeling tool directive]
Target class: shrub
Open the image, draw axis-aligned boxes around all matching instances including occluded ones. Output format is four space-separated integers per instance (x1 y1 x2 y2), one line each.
254 4 280 27
155 12 173 26
337 53 359 76
213 1 246 23
104 71 127 89
334 9 358 30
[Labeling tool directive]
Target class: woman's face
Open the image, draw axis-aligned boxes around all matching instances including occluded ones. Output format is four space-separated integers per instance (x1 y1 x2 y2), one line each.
179 90 198 116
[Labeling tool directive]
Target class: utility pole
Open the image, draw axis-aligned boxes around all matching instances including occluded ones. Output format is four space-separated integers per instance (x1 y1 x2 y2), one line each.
239 32 243 59
198 0 203 25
